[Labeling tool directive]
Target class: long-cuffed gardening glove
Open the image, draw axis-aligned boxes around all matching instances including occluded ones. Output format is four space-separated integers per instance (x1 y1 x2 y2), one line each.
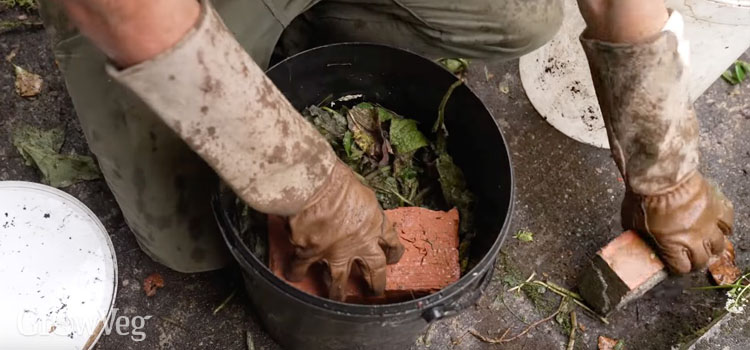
581 11 734 273
288 161 405 300
96 0 404 296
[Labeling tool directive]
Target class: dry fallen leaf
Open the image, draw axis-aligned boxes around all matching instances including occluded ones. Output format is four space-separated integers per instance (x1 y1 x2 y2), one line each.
598 336 622 350
12 125 101 188
143 273 165 297
709 240 741 286
14 64 43 97
5 47 18 62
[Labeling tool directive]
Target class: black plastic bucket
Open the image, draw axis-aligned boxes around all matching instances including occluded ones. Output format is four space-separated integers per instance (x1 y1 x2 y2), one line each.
212 43 514 350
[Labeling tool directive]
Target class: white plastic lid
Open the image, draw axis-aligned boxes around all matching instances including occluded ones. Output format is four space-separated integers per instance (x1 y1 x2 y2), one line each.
0 181 117 349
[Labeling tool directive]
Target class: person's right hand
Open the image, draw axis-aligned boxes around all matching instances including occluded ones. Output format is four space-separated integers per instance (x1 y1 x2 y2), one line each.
55 0 406 298
622 172 734 273
287 161 405 301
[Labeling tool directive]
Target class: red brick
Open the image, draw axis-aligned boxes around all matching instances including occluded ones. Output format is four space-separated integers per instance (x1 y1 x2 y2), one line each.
597 336 622 350
579 230 667 315
709 239 740 286
267 207 461 303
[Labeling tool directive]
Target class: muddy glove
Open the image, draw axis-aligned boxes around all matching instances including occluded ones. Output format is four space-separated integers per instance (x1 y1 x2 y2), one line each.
621 173 733 273
288 161 404 300
581 11 734 273
107 0 404 294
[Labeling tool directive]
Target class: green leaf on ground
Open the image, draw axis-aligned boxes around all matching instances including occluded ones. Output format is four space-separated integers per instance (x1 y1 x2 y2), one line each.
722 71 739 85
514 230 534 242
377 107 396 122
0 0 37 9
393 154 420 203
389 118 428 154
555 298 574 334
366 167 404 209
502 274 522 288
12 125 101 188
722 61 749 85
736 63 746 82
302 105 348 145
436 152 475 233
342 131 353 158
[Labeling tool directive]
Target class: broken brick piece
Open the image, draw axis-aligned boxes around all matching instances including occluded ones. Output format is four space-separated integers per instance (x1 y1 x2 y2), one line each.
579 231 667 315
597 336 623 350
709 239 740 286
143 273 165 297
267 207 461 303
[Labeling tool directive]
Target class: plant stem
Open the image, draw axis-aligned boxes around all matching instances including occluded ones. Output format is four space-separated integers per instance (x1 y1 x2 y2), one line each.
690 285 740 291
246 331 255 350
507 271 536 293
506 273 609 325
539 282 608 324
469 297 565 344
501 291 531 325
728 283 750 311
316 94 334 107
321 106 338 115
566 311 577 350
363 166 388 181
213 289 238 315
432 79 463 133
532 281 583 302
372 185 414 206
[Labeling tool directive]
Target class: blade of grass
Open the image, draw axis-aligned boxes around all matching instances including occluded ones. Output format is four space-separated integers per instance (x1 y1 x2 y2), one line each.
735 62 746 82
432 80 464 133
722 71 739 85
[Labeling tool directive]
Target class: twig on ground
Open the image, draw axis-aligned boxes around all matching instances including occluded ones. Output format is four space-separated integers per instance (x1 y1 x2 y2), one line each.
469 297 564 344
158 316 188 331
0 19 43 34
533 280 607 324
451 329 471 346
569 296 608 324
213 289 238 315
501 291 530 325
543 281 583 301
508 272 609 324
246 331 255 350
566 312 577 350
507 271 536 293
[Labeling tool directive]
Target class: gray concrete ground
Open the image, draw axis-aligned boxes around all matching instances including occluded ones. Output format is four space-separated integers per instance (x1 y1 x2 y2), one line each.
2 5 749 350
